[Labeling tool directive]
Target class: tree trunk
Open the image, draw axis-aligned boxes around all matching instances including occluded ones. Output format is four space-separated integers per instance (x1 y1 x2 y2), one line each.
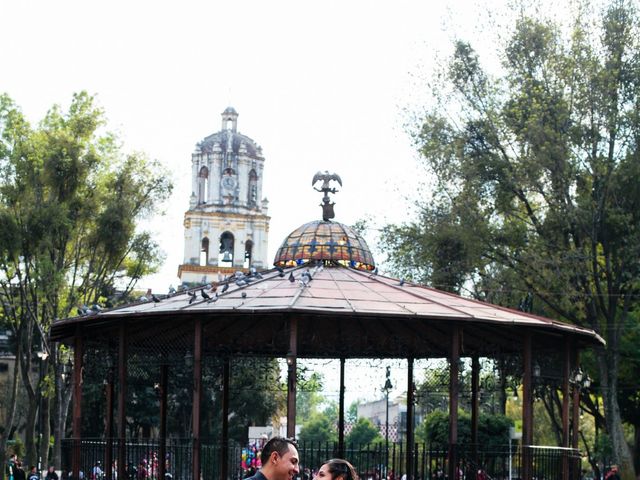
598 349 635 480
39 394 51 470
0 342 22 480
24 397 38 467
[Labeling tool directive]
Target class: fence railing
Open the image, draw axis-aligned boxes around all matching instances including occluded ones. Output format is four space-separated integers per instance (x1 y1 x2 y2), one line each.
61 439 581 480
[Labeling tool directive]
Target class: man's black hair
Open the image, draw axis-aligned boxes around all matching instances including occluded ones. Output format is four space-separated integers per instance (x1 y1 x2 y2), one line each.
260 437 298 465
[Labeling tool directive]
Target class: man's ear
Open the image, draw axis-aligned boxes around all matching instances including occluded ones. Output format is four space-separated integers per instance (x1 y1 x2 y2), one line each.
269 451 280 465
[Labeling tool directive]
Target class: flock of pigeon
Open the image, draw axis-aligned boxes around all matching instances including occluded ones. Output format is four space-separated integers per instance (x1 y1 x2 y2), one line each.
74 263 405 317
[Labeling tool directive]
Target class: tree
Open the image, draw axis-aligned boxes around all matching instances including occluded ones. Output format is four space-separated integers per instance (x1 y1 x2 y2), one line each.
299 413 337 444
345 417 382 446
416 410 512 451
379 1 640 477
296 370 325 423
0 92 172 469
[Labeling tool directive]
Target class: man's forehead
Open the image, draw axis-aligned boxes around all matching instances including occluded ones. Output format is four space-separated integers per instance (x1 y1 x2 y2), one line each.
283 444 299 460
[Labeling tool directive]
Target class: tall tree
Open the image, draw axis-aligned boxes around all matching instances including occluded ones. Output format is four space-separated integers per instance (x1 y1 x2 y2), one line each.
380 1 640 477
0 92 172 469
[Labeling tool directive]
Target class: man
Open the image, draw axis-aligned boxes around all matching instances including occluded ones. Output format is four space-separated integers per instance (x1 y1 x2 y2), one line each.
6 454 17 480
27 466 39 480
245 437 300 480
605 465 621 480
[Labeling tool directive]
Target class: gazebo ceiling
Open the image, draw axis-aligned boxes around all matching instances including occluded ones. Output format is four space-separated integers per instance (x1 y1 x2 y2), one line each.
51 262 604 357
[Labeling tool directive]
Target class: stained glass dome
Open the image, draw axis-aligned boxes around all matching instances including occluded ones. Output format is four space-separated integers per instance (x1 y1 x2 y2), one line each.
274 220 375 270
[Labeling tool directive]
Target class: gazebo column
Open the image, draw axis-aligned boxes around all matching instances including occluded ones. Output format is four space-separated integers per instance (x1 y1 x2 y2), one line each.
522 331 533 480
105 364 114 480
571 347 580 478
406 358 415 480
117 323 127 480
561 339 571 480
471 354 480 466
338 357 345 457
287 318 298 438
448 326 460 480
220 357 230 480
192 319 203 480
158 364 168 480
71 331 84 480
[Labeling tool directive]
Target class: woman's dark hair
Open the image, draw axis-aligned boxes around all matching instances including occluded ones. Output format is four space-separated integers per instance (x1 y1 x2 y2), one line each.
322 459 359 480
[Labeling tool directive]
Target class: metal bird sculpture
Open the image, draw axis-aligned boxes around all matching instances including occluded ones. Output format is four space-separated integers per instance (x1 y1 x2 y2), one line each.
312 171 342 191
312 171 342 221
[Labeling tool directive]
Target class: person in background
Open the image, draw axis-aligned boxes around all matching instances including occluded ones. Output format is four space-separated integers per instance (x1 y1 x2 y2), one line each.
27 465 40 480
605 465 621 480
45 466 59 480
14 460 26 480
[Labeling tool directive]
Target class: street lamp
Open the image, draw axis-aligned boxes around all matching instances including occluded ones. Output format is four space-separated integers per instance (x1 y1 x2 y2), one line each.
382 366 393 473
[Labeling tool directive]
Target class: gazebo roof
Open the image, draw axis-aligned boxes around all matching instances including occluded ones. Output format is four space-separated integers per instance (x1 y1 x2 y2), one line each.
51 263 604 358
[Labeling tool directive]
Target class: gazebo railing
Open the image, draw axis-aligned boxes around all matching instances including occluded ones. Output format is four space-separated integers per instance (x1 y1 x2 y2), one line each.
61 439 581 480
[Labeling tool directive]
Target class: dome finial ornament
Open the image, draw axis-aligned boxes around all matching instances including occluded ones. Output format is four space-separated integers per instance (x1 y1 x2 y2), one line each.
312 171 342 221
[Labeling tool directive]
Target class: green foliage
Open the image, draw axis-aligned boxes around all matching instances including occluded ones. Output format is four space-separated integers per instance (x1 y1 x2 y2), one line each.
0 92 173 465
299 413 337 444
415 410 512 450
296 371 325 423
380 1 640 475
345 417 382 445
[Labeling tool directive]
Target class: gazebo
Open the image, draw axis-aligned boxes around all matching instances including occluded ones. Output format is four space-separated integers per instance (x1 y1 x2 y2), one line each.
51 174 603 480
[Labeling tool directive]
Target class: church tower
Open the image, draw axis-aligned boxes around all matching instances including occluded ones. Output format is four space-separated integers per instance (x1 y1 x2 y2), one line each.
178 107 270 285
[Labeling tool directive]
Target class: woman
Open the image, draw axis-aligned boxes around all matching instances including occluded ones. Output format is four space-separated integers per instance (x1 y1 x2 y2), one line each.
314 459 358 480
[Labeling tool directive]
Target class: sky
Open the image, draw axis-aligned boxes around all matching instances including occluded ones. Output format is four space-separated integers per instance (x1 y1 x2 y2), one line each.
1 0 507 403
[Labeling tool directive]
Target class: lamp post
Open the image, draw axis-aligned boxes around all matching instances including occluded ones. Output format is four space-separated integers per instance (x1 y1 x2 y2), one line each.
382 366 393 475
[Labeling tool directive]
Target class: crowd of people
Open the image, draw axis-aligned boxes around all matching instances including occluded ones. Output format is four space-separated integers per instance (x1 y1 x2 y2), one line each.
5 454 60 480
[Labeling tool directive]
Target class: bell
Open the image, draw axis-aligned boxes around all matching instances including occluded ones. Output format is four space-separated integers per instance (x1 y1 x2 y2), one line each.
222 251 232 262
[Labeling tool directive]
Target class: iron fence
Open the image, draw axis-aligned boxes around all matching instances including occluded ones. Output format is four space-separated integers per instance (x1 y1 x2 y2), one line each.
61 440 581 480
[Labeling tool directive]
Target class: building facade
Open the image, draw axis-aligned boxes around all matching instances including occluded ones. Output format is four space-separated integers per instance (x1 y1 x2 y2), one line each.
178 107 270 285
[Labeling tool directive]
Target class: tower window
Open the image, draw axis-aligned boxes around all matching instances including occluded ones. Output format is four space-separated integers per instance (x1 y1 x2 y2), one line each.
243 240 253 269
219 232 234 265
200 237 209 266
198 166 209 204
248 169 258 206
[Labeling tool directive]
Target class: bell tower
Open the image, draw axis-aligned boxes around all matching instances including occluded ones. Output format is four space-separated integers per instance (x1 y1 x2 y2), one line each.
178 107 270 285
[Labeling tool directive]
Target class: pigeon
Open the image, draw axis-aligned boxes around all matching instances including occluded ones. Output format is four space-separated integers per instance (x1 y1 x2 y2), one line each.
201 289 210 300
255 272 263 279
288 272 295 283
241 292 247 299
207 293 219 303
168 285 176 295
77 305 90 316
221 283 229 294
275 266 284 273
235 279 247 287
152 294 161 303
209 282 218 293
399 279 405 286
187 291 197 304
372 267 379 276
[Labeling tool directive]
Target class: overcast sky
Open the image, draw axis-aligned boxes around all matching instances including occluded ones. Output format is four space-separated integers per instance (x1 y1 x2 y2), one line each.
0 0 512 293
2 0 512 402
